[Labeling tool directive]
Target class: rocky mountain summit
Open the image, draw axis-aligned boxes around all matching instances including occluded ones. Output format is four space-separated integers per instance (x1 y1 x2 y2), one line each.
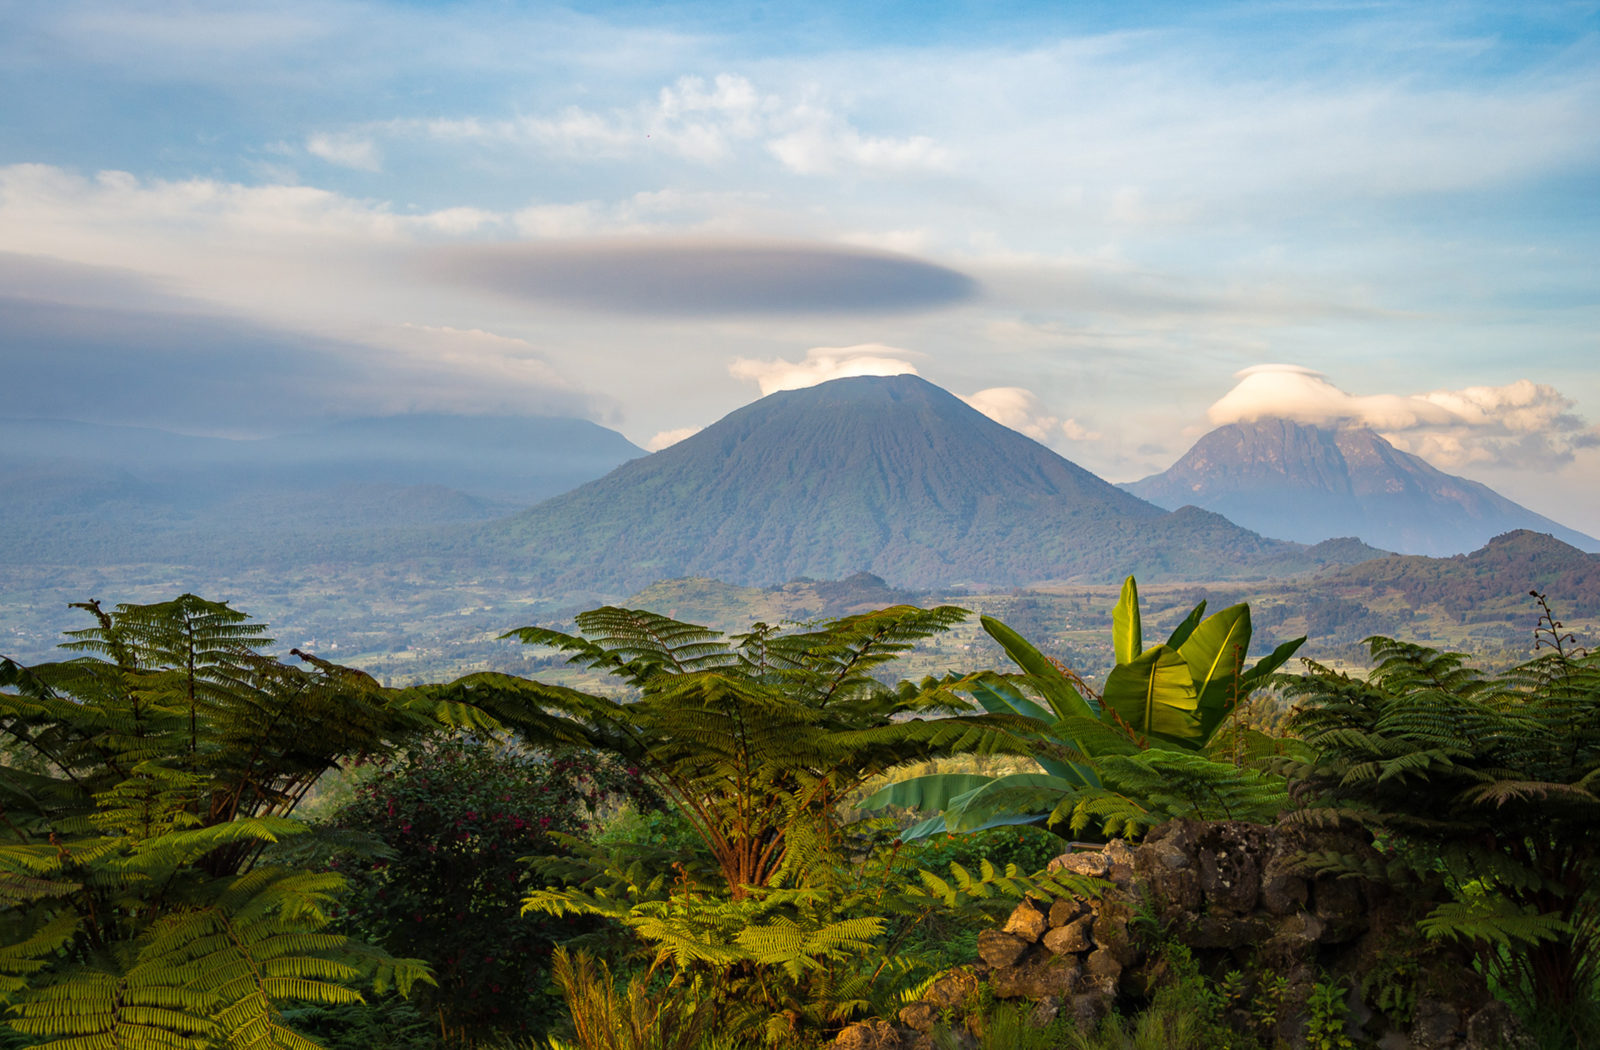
1125 419 1596 556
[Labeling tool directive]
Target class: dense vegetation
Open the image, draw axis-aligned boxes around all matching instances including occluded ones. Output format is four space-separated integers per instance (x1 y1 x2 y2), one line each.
3 588 1597 1049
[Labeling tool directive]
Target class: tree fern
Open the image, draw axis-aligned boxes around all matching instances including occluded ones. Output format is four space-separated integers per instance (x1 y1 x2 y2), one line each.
1 596 436 1048
503 603 1080 1042
1284 614 1600 1034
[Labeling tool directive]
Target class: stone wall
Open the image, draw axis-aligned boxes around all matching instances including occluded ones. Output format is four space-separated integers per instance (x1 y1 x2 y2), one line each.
837 820 1525 1050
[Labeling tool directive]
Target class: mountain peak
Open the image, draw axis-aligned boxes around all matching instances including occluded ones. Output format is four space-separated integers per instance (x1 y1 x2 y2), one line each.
1125 417 1597 556
480 376 1348 592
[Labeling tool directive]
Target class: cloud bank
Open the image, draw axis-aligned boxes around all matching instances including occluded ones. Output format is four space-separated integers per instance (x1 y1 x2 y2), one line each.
1209 364 1599 469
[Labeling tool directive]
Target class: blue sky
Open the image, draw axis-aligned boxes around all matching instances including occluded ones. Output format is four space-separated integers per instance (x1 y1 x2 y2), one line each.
3 0 1599 533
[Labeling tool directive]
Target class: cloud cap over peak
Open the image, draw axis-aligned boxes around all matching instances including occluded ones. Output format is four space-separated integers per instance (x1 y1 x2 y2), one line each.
430 239 978 317
1208 364 1599 469
730 344 920 395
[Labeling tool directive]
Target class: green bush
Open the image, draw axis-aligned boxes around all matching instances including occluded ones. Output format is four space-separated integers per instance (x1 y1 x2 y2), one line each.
325 738 651 1045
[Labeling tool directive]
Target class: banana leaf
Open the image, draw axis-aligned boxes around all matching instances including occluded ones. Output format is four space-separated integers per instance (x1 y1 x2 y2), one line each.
1176 603 1250 738
859 773 995 815
1101 645 1201 749
943 772 1090 833
1164 600 1207 650
1112 576 1142 666
979 616 1097 720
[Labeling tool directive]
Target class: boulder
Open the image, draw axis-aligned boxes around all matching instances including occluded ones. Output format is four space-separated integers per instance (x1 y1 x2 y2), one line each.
1002 899 1050 943
1090 900 1141 966
897 1002 936 1034
833 1019 907 1050
923 968 979 1011
1048 897 1089 927
1410 999 1463 1050
1048 850 1110 878
1042 916 1092 955
1083 947 1123 989
990 954 1079 999
1104 839 1136 886
1196 824 1267 914
976 930 1029 969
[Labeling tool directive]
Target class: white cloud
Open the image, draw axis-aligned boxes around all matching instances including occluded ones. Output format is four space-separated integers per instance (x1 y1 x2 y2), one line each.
1061 418 1102 442
959 387 1062 443
1208 364 1599 469
646 426 700 451
390 73 950 176
729 344 919 395
1208 364 1460 430
305 132 382 172
765 98 950 175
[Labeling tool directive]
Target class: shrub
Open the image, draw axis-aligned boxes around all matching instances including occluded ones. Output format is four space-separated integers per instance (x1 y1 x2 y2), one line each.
327 737 651 1044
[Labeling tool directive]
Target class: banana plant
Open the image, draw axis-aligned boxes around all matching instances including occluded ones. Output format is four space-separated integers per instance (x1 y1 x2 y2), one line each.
860 577 1304 839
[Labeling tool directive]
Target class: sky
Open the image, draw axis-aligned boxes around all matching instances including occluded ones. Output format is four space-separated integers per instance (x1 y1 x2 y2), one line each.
3 0 1599 534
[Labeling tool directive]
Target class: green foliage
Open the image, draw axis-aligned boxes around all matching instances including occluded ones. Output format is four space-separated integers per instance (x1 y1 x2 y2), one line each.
525 820 1101 1045
863 579 1303 840
326 738 652 1045
1285 604 1600 1044
0 596 435 1049
544 948 711 1050
487 603 1080 1043
498 604 1031 897
1305 977 1355 1050
1058 943 1249 1050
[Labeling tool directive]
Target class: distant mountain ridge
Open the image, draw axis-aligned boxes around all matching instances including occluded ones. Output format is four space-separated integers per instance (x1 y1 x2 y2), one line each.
1322 529 1600 618
1123 418 1597 556
0 414 644 564
479 375 1381 592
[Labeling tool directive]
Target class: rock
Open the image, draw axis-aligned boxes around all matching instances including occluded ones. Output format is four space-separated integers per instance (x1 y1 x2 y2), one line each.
976 930 1030 969
1198 838 1261 914
1134 831 1202 910
990 954 1080 999
1260 854 1309 915
1188 913 1268 950
1049 850 1110 878
1465 1000 1532 1050
1104 839 1136 885
1312 878 1367 942
1084 947 1123 984
1048 897 1088 927
1259 912 1325 969
923 968 979 1011
1003 899 1050 943
1410 999 1462 1050
1066 991 1112 1029
1090 901 1141 966
1029 997 1061 1028
1042 916 1093 955
833 1019 906 1049
897 1002 936 1034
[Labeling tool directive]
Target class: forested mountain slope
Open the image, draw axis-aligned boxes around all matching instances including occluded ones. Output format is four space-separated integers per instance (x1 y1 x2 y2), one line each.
480 375 1379 591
